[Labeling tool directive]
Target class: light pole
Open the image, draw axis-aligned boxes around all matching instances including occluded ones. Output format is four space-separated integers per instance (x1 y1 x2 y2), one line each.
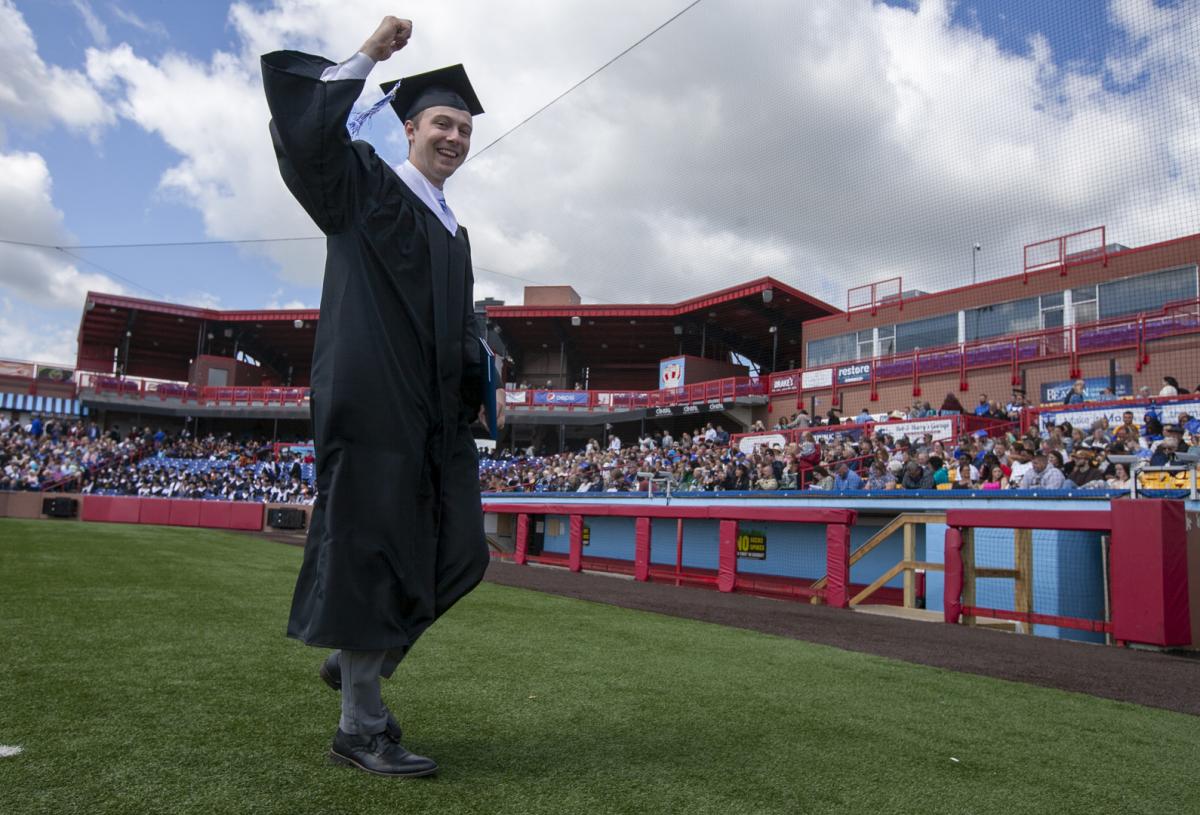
972 243 982 284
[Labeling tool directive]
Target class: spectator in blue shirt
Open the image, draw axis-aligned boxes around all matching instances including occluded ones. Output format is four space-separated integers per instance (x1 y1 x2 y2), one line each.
833 462 863 490
974 394 990 416
1177 412 1200 435
1064 379 1087 405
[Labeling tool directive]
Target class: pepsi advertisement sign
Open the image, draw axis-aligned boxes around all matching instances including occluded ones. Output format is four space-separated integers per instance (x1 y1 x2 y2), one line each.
532 391 590 406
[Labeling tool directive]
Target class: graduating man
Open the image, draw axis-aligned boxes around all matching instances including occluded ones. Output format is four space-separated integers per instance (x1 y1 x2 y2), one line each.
262 16 501 777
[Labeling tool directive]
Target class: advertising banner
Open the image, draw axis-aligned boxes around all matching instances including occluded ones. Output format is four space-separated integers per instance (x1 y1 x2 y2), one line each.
648 401 729 419
532 390 589 406
812 427 867 444
836 362 872 385
735 530 767 560
0 360 35 378
872 417 958 441
1038 399 1200 432
769 372 799 394
800 368 833 390
36 365 74 382
504 390 529 405
1040 375 1133 404
736 433 788 454
659 357 686 389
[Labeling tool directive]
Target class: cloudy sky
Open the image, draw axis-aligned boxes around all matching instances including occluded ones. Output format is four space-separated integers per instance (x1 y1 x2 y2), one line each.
0 0 1196 367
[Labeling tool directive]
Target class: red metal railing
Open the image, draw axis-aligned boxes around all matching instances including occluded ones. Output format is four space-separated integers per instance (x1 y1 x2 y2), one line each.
775 295 1200 400
76 372 309 407
846 276 903 319
1023 226 1107 282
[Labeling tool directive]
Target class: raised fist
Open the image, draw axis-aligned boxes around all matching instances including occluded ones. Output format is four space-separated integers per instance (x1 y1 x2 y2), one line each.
361 16 412 62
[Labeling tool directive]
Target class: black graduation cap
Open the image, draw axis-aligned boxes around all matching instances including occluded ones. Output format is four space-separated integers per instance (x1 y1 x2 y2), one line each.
381 64 484 122
346 64 484 139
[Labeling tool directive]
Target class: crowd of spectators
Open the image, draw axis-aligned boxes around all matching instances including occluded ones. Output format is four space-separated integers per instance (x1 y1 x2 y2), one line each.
479 394 1200 494
4 376 1197 501
84 431 315 504
0 416 315 504
0 415 141 491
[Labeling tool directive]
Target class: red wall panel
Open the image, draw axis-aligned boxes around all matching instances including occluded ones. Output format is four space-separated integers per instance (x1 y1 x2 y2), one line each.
1110 500 1192 647
229 503 265 531
138 498 172 526
168 500 201 527
198 501 233 529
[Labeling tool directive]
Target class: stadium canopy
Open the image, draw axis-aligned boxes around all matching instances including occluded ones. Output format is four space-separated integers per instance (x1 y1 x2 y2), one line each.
76 291 318 384
485 277 839 375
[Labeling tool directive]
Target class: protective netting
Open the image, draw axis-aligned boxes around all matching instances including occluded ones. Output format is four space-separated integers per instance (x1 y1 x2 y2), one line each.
964 527 1109 644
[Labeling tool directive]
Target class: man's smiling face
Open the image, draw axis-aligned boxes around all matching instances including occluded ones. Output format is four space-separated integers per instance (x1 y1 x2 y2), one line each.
405 105 473 188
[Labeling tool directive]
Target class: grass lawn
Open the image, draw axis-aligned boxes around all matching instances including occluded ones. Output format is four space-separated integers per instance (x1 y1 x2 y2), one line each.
1 518 1197 815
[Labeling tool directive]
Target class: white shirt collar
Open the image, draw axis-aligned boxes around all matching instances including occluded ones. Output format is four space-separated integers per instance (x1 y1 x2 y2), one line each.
396 160 458 235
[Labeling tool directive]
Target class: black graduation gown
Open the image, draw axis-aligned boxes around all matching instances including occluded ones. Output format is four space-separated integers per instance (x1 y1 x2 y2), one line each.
262 50 489 652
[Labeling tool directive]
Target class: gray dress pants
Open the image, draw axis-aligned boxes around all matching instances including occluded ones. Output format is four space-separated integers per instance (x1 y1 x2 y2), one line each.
336 648 406 735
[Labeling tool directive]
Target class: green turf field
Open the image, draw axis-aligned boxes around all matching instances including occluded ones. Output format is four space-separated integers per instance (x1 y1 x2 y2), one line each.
1 518 1197 815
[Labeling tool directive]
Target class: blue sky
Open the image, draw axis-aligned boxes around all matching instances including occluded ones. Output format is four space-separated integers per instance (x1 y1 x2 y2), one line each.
10 1 309 305
1 0 1196 367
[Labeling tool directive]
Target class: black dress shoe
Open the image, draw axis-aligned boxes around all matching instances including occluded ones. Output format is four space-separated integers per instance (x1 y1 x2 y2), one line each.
318 652 342 691
329 729 438 778
318 653 404 742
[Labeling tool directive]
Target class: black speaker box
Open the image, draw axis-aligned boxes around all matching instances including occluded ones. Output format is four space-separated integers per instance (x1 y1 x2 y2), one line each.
268 508 307 530
42 497 79 518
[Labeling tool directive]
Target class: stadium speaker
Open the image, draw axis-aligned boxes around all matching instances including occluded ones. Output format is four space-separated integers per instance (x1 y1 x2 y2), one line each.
268 508 307 530
42 497 78 518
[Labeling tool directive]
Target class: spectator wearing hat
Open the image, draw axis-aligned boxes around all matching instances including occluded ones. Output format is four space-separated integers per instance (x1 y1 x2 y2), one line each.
1068 449 1106 488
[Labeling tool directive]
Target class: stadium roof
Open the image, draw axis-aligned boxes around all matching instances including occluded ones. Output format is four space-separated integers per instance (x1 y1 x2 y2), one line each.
76 291 318 383
484 277 839 370
75 276 839 383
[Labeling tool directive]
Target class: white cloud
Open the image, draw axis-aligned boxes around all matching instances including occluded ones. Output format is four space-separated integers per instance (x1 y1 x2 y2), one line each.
109 3 168 39
72 0 1200 316
71 0 109 47
0 298 79 365
265 288 310 310
0 150 126 310
0 0 113 135
180 290 222 310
